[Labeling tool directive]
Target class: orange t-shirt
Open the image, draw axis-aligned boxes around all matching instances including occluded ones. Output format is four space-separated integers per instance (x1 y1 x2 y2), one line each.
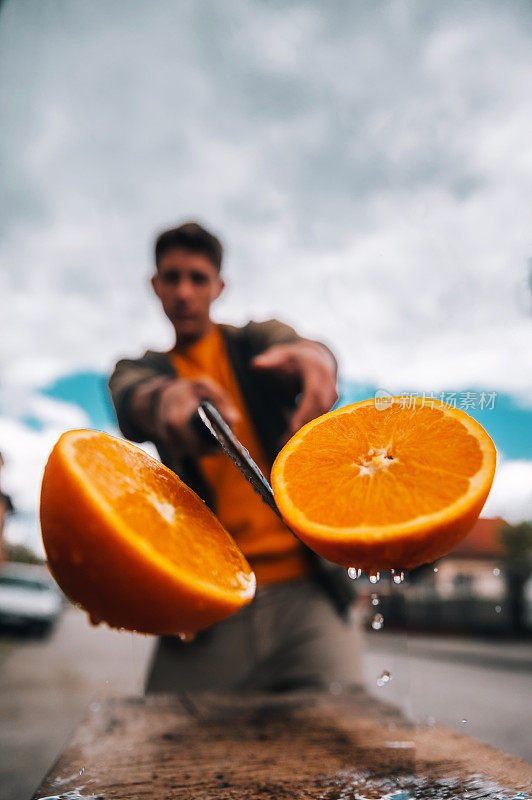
170 325 311 586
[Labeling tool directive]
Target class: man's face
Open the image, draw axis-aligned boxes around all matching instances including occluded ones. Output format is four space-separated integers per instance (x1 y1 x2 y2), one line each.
152 248 224 341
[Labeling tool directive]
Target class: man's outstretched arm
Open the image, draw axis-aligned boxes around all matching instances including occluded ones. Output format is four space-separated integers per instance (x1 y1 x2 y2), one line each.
251 339 338 437
109 361 239 458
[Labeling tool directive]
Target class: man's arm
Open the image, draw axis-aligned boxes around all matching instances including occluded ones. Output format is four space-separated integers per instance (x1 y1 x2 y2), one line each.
152 377 240 456
108 357 166 443
246 320 338 438
252 341 338 436
109 357 239 457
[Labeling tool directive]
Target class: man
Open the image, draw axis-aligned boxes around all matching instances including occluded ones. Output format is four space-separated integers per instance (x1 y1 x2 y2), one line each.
109 222 361 692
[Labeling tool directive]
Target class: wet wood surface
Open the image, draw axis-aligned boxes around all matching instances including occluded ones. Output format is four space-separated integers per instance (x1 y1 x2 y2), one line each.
32 690 531 799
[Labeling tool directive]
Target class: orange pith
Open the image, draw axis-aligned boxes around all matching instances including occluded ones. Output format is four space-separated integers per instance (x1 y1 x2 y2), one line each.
40 430 255 635
271 398 497 572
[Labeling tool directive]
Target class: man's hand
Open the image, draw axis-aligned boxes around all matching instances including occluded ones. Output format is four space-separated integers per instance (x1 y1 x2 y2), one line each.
251 341 338 438
155 377 240 457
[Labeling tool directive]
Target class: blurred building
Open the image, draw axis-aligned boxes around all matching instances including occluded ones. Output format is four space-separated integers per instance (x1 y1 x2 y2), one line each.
368 518 523 634
433 517 507 600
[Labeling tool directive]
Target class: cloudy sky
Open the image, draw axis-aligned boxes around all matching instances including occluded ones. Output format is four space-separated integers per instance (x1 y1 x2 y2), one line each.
1 0 531 547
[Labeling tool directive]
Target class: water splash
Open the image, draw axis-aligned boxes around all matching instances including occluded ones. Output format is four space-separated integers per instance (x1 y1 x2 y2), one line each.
36 792 94 800
369 572 380 584
314 770 531 800
372 612 384 631
51 772 89 788
347 567 361 580
392 570 405 584
377 670 392 687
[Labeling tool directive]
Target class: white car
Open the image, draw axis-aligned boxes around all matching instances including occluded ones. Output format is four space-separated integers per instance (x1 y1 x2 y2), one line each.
0 562 62 636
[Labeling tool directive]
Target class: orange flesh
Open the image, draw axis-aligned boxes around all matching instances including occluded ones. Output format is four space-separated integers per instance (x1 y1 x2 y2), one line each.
40 430 255 634
72 436 250 593
283 404 483 527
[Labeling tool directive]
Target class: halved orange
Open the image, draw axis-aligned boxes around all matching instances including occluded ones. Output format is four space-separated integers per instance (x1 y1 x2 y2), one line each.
271 397 497 572
40 430 255 635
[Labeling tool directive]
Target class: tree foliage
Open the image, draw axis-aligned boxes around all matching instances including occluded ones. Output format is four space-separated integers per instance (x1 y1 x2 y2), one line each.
501 521 532 576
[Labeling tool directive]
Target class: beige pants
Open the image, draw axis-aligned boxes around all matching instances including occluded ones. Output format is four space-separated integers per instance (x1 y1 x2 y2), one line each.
145 579 363 693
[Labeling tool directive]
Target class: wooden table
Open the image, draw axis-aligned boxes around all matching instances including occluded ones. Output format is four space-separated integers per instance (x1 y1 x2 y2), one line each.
32 690 531 799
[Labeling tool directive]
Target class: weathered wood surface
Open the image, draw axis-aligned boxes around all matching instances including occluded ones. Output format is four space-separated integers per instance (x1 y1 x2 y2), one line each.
32 690 531 799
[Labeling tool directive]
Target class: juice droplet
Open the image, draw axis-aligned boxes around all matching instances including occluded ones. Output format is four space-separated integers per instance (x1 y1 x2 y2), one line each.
495 605 502 614
178 631 196 643
493 568 500 576
433 567 439 573
377 670 392 687
392 570 405 584
88 612 101 627
347 567 361 580
461 718 468 724
369 572 380 584
371 593 379 606
372 612 384 631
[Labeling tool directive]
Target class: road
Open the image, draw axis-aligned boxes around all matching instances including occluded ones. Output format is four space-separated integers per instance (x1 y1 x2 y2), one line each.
363 630 532 764
1 607 531 800
0 606 154 800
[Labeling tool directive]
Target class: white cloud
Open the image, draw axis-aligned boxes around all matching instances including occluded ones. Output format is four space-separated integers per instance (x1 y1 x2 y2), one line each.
482 458 532 524
0 0 531 549
0 403 89 515
1 0 531 396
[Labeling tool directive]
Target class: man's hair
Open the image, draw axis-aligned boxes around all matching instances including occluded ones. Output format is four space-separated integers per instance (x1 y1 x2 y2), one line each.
154 222 223 272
